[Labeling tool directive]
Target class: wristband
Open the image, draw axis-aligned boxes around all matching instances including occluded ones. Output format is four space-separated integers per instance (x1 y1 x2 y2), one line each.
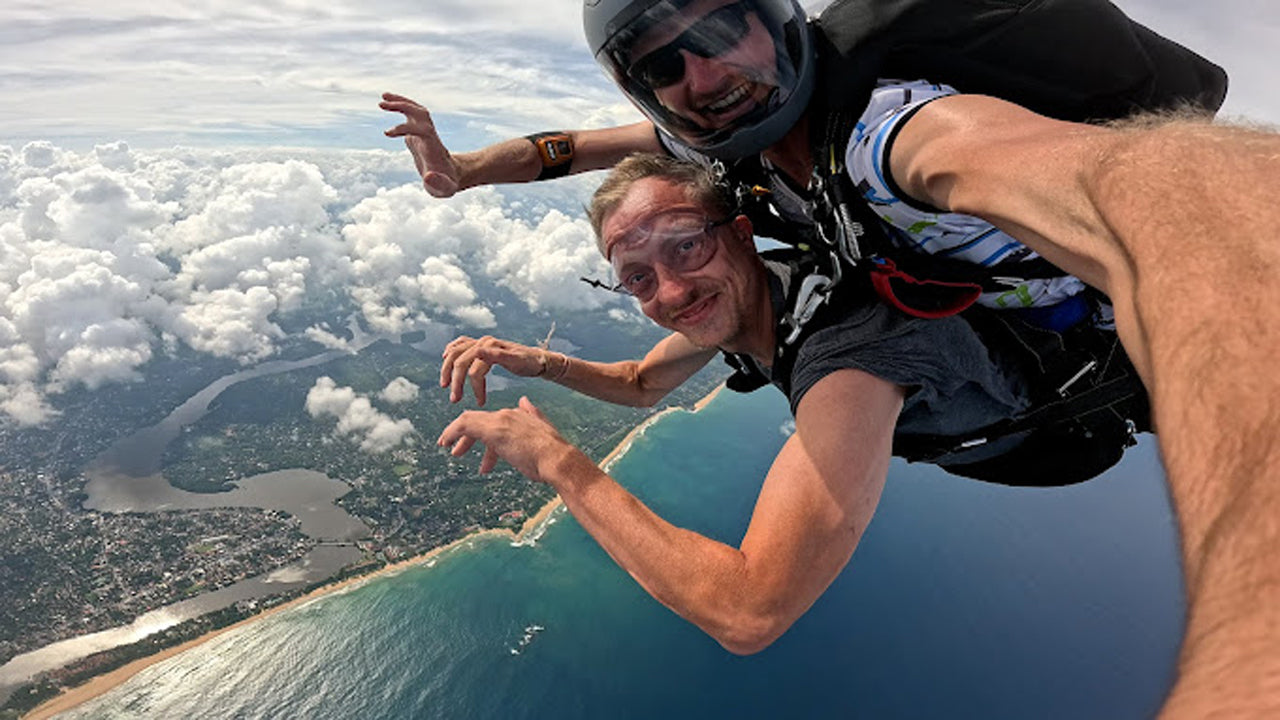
525 132 574 180
549 353 571 381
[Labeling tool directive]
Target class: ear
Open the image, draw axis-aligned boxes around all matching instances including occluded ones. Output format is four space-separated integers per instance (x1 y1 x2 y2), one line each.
730 214 755 245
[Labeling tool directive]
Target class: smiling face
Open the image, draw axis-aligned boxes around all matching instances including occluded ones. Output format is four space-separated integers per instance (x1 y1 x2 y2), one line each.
626 0 780 133
600 176 769 353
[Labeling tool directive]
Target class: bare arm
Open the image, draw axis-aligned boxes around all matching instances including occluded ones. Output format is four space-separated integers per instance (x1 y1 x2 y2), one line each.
380 93 660 197
441 332 718 408
438 368 903 653
887 95 1280 718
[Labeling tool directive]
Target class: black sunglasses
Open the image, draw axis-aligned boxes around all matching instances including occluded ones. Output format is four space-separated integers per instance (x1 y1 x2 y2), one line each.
627 3 753 89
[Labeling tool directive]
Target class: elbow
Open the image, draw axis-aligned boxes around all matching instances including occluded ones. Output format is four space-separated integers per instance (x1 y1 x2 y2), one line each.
631 387 667 409
710 612 792 656
623 365 669 408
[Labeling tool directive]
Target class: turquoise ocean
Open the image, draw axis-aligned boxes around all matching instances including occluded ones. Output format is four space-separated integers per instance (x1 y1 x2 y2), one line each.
58 388 1183 719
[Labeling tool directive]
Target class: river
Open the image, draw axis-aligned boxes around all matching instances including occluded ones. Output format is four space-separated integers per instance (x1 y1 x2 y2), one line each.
0 324 388 700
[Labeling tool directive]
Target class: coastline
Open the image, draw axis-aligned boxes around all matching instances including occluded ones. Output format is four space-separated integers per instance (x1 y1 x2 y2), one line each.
24 382 725 719
24 517 551 720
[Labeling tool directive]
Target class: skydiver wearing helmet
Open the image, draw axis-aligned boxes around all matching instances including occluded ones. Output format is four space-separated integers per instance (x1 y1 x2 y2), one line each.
382 0 1280 714
587 0 813 159
385 0 1097 320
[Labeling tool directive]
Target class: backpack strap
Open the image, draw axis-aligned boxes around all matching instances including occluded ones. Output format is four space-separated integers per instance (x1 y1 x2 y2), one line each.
721 248 860 393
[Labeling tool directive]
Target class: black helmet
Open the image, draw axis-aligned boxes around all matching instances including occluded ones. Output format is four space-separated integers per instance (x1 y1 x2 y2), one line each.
585 0 815 159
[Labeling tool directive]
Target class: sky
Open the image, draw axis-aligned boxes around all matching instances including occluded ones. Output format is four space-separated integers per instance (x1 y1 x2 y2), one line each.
0 0 1276 432
4 0 1275 150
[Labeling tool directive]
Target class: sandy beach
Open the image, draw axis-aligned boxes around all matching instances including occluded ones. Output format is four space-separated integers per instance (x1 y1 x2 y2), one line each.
24 512 554 720
25 384 724 719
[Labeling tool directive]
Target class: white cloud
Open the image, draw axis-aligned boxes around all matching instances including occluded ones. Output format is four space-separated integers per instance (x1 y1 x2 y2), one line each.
168 286 284 362
303 376 359 418
484 208 616 312
305 376 416 453
304 324 354 353
163 160 338 254
1 143 609 426
0 1 620 148
607 307 648 326
379 377 420 404
341 183 612 334
0 383 57 426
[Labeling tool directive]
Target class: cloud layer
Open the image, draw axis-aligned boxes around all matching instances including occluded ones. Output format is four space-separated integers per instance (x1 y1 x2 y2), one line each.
0 142 616 426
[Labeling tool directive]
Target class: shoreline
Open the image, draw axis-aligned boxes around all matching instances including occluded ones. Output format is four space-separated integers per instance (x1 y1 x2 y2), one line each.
23 516 554 720
24 383 725 719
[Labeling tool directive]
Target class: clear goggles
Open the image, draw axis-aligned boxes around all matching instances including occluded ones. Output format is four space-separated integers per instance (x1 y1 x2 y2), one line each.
604 211 733 301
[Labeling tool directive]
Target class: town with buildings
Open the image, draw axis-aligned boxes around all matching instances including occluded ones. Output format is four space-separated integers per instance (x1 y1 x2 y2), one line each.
0 324 726 715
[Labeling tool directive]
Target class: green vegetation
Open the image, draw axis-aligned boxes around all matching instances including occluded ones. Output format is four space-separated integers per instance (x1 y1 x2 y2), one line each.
0 301 728 708
161 337 727 560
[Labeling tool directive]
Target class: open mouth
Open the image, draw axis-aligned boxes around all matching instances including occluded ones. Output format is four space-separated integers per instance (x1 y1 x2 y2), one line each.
699 82 753 118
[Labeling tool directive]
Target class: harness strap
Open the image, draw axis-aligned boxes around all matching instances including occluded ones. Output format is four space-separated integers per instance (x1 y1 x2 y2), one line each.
892 369 1145 463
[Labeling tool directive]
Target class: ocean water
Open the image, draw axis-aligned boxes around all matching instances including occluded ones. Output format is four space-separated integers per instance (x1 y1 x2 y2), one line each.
58 389 1183 719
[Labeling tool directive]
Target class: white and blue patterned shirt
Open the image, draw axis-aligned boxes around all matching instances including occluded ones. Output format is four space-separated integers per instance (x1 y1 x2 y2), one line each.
662 79 1090 312
843 79 1084 309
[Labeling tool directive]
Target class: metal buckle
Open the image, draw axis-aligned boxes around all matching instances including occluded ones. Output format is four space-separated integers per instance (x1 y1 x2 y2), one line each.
782 272 834 345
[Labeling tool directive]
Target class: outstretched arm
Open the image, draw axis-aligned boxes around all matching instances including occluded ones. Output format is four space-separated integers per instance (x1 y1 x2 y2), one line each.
380 93 661 197
438 368 903 654
887 95 1280 718
440 331 718 408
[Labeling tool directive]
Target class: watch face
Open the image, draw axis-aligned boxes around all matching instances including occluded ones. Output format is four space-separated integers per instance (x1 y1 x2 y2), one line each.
537 135 573 164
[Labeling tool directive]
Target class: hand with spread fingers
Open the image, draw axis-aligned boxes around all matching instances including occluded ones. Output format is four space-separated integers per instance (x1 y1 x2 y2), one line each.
379 92 462 198
440 335 563 406
437 396 589 482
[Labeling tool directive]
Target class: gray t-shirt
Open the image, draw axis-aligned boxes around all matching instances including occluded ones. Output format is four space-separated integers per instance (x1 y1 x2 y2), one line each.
741 261 1034 464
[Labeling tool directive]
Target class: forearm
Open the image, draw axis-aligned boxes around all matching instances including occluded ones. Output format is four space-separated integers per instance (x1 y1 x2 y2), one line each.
545 372 896 655
1084 122 1280 718
452 137 543 190
455 121 659 190
542 448 783 654
441 372 896 656
539 354 669 407
540 333 715 408
897 103 1280 714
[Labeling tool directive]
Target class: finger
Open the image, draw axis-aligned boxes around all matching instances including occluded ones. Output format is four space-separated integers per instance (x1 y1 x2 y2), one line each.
381 92 416 104
440 337 473 388
436 416 466 447
450 346 484 403
480 445 500 474
450 435 478 458
440 344 461 389
469 358 491 407
444 335 474 354
518 396 549 421
378 98 426 116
